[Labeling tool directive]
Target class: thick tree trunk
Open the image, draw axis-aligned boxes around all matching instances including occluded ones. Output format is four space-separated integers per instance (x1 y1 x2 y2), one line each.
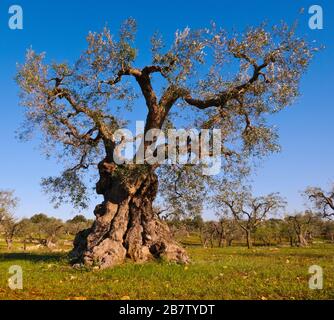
46 238 56 249
6 238 13 250
218 235 226 248
245 230 252 249
70 161 189 269
289 236 294 247
218 229 226 247
297 233 308 247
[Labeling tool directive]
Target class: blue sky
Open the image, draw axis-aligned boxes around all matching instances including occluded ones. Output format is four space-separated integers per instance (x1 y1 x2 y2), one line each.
0 0 333 220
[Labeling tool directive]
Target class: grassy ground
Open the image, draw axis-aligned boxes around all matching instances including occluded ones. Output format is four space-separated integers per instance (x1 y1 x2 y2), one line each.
0 239 333 300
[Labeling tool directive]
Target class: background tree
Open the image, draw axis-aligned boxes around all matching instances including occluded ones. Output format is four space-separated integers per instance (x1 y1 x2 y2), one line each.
65 215 92 236
280 217 297 246
255 218 282 246
321 219 334 242
15 218 36 250
218 218 242 247
208 213 242 247
0 190 19 249
16 18 315 268
286 212 316 247
305 185 334 219
29 213 51 243
213 219 227 247
1 216 19 250
214 183 286 248
29 213 64 248
199 221 218 248
0 190 18 223
43 218 64 248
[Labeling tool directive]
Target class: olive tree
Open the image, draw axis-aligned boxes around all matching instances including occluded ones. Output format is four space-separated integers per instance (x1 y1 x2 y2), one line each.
30 213 64 247
15 218 36 250
0 190 19 249
255 219 282 246
16 18 315 268
305 186 334 219
65 215 92 236
214 183 286 248
286 212 316 247
0 190 18 223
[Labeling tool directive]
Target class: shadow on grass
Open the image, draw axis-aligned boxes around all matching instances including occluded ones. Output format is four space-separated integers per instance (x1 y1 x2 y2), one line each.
0 252 68 263
180 241 203 247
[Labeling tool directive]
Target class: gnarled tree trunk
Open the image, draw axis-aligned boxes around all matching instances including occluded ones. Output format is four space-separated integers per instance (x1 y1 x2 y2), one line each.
6 238 13 250
297 233 308 247
70 160 189 269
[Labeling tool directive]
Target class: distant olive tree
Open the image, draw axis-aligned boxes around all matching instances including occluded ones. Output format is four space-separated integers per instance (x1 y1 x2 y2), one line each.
0 190 19 249
286 212 317 247
29 213 64 247
255 219 282 246
15 218 36 250
305 185 334 219
0 190 18 223
322 219 334 242
65 215 92 236
214 182 286 248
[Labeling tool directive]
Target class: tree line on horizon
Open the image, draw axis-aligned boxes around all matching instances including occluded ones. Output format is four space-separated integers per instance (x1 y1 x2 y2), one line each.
1 184 333 251
0 192 92 250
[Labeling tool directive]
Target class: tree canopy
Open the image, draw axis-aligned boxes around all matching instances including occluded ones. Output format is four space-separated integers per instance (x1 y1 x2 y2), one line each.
16 18 316 213
0 190 18 222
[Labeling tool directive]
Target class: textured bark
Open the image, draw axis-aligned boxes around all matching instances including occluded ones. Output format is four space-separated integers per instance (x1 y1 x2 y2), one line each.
297 233 308 247
6 238 13 250
245 229 252 249
70 160 189 269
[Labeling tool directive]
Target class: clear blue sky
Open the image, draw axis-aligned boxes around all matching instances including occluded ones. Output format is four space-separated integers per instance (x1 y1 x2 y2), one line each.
0 0 333 220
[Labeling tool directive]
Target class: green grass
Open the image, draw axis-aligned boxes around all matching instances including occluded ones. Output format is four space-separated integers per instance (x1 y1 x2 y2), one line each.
0 243 333 300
